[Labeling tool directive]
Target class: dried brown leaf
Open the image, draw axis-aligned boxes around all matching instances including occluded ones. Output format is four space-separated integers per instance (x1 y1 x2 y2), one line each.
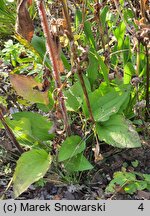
15 0 34 42
10 74 49 105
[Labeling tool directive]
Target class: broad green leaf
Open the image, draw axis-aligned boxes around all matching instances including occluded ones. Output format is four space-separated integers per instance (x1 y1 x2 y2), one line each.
31 35 51 69
96 114 141 148
124 62 135 84
97 82 114 96
63 153 93 172
75 9 82 30
87 51 99 86
11 112 54 142
64 90 80 112
58 136 86 162
123 36 131 64
124 8 134 25
10 74 49 105
64 75 91 112
83 88 129 122
116 84 131 113
13 149 52 198
113 21 126 49
97 55 110 85
101 6 109 29
92 49 110 85
84 21 96 49
6 117 34 146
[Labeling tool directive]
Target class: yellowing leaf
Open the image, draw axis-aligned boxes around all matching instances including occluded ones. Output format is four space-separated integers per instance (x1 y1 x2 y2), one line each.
13 149 52 198
10 74 49 105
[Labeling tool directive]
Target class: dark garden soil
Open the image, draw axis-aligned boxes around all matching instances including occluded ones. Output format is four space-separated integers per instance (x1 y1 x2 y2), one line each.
0 0 150 200
0 126 150 200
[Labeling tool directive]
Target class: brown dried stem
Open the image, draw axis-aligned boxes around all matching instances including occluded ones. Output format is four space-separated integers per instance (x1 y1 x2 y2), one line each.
61 0 94 123
36 0 71 135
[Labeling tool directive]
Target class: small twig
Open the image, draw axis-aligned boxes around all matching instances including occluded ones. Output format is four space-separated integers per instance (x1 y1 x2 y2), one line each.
0 178 13 200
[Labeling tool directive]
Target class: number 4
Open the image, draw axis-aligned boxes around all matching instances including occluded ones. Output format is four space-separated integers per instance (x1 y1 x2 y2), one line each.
138 203 144 211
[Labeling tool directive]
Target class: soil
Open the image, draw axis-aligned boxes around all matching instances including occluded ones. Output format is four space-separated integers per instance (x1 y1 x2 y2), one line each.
0 126 150 200
0 0 150 200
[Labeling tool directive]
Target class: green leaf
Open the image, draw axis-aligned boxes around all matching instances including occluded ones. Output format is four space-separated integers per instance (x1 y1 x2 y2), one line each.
96 54 110 85
106 171 136 193
124 62 135 84
131 160 139 168
83 88 129 122
64 75 91 112
13 149 52 198
84 21 96 49
63 153 93 172
113 22 126 49
101 6 109 29
124 183 137 194
123 36 131 65
75 9 82 30
10 112 54 142
87 51 99 86
6 117 34 146
143 174 150 183
135 181 147 191
64 90 80 112
58 136 86 162
31 35 51 69
96 114 141 148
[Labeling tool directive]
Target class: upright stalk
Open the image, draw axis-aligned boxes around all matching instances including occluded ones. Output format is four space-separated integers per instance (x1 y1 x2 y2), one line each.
61 0 94 123
145 44 149 121
94 0 105 52
136 41 140 76
36 0 71 135
140 0 146 21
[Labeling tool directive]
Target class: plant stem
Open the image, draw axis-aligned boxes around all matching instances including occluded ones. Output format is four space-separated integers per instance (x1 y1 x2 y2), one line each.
136 41 140 76
61 0 95 123
145 44 149 121
36 0 71 136
94 1 105 52
140 0 146 20
0 110 24 154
